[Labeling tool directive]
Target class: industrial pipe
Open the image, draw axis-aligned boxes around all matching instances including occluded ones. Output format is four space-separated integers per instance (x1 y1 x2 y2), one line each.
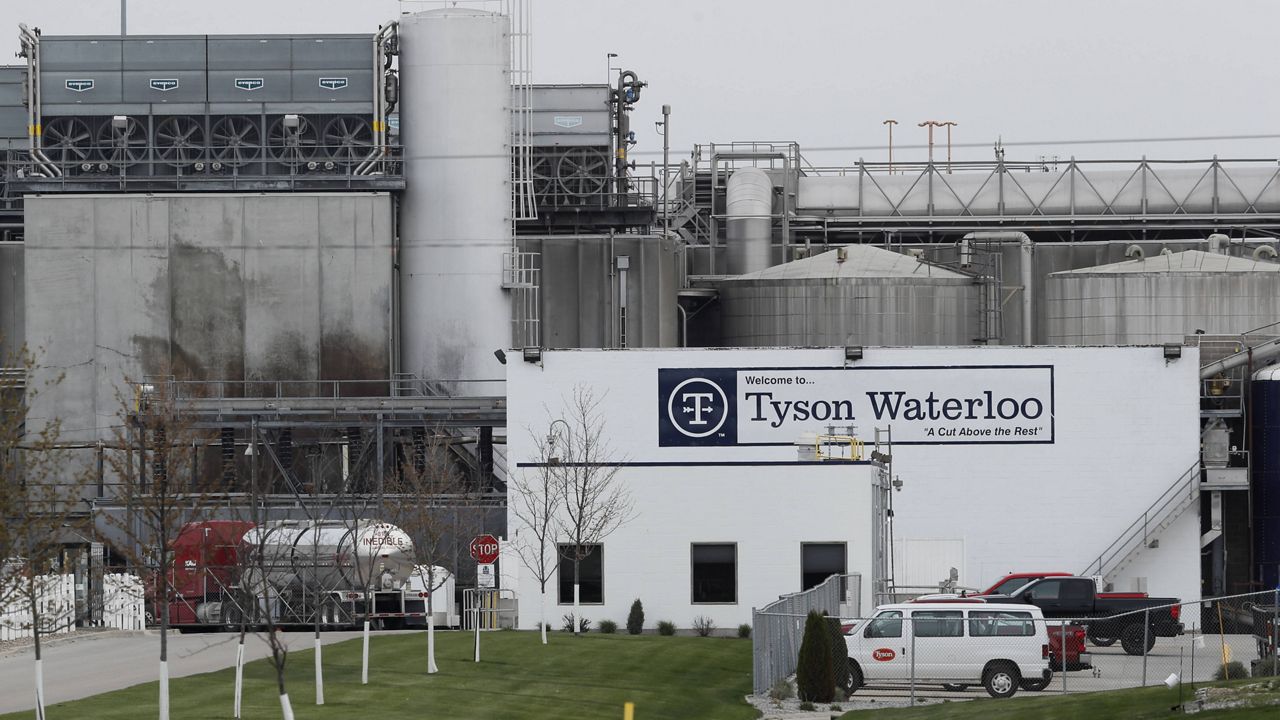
1253 245 1278 261
1201 337 1280 380
726 167 773 275
1207 233 1228 254
960 232 1034 344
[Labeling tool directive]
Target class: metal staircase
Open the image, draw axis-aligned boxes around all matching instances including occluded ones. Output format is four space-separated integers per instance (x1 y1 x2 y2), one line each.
1080 460 1201 585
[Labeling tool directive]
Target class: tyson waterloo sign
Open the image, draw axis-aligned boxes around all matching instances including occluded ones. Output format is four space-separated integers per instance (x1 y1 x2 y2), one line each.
658 364 1054 447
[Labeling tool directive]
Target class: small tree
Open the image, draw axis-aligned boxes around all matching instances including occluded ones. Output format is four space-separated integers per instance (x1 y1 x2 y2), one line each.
626 599 645 635
547 387 633 636
796 610 835 703
511 429 560 645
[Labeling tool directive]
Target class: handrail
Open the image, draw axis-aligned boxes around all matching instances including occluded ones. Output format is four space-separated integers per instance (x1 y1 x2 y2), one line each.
1080 460 1201 579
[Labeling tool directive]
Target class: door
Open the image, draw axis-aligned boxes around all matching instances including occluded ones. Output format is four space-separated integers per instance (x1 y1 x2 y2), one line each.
908 610 965 680
855 610 910 681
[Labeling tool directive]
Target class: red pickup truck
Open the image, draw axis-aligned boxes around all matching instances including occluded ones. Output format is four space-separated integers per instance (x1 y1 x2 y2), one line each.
977 572 1150 601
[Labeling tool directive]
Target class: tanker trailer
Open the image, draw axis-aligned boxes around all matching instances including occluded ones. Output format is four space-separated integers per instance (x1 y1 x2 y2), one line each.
165 519 448 630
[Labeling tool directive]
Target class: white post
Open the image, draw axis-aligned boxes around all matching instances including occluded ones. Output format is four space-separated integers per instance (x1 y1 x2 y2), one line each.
233 640 245 717
427 614 439 674
361 619 371 684
279 692 295 720
573 583 581 636
314 637 324 705
540 591 548 645
34 658 45 720
159 659 170 720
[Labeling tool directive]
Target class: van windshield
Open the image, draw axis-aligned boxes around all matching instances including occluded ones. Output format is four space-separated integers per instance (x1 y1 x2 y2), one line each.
864 610 902 638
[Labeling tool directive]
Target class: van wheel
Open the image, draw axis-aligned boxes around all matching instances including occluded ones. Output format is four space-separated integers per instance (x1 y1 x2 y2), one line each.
983 662 1020 698
1021 672 1052 691
942 683 969 692
845 661 863 694
1120 624 1156 656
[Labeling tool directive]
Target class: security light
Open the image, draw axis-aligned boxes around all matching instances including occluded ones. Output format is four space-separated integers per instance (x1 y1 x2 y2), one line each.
1163 344 1182 361
845 346 864 363
493 349 507 365
522 347 542 364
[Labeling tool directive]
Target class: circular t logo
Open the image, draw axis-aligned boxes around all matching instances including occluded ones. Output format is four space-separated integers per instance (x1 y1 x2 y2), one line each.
667 377 729 438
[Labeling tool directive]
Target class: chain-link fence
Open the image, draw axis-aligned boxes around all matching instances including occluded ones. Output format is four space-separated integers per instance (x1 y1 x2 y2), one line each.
752 573 862 694
821 590 1280 707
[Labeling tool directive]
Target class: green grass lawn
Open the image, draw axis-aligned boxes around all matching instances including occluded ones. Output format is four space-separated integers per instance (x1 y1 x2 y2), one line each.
1 631 758 720
841 678 1280 719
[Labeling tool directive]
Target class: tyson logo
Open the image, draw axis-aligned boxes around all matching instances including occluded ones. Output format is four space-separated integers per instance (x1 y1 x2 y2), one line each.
872 648 896 661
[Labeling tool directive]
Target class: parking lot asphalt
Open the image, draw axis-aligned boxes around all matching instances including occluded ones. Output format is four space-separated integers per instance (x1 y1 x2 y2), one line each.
0 628 403 715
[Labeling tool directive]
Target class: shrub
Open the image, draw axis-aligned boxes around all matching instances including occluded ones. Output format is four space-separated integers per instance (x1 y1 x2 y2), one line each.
692 615 716 637
796 610 836 703
767 679 793 708
830 704 842 712
626 599 645 635
598 619 618 634
657 620 676 636
798 701 815 711
561 614 590 633
737 623 752 639
1253 657 1280 677
1214 660 1248 680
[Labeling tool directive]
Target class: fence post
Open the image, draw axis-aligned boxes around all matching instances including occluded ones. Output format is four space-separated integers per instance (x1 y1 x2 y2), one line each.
1273 589 1279 666
1141 607 1150 686
909 615 916 707
1061 619 1068 695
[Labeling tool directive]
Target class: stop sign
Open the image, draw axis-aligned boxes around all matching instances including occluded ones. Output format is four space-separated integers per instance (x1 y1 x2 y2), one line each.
469 534 500 564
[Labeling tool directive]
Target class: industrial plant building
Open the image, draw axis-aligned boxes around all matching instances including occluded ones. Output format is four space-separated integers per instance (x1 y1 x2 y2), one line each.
1 4 1276 629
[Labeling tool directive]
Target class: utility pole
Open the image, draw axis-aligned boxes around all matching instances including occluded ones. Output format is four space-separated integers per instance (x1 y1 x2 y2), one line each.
918 120 940 164
939 121 958 173
661 104 671 237
882 119 898 174
120 0 127 35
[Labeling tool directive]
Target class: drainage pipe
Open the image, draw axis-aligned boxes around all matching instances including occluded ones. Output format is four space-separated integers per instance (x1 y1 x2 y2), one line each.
960 231 1034 344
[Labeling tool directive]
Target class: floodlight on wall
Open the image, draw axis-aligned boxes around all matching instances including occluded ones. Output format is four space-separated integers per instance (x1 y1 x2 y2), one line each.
493 349 507 365
1163 344 1182 361
522 347 542 364
845 346 864 363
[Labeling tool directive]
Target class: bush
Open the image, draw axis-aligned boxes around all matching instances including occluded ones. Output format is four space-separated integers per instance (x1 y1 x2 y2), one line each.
796 610 836 703
767 679 794 707
798 701 815 711
1214 660 1248 680
692 615 715 637
626 599 645 635
830 704 842 712
1253 657 1280 677
737 623 752 639
657 620 676 636
561 614 590 633
598 619 618 634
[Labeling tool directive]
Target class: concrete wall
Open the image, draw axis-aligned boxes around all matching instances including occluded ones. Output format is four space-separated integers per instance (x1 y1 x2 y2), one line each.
507 346 1202 620
24 193 394 449
0 243 20 359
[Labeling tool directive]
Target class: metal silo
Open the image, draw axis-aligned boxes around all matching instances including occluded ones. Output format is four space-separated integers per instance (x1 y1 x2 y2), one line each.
1252 365 1280 588
398 8 511 386
715 245 980 346
1045 249 1280 344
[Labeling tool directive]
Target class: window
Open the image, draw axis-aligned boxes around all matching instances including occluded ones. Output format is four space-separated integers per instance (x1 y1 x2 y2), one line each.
991 577 1035 595
969 610 1035 637
691 543 736 604
1061 579 1093 600
557 544 603 604
801 543 847 591
912 610 963 637
864 610 902 638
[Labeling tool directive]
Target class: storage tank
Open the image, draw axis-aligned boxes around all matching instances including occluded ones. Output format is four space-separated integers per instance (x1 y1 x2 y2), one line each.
1252 366 1280 589
715 245 980 346
241 519 416 592
398 8 511 386
1045 250 1280 344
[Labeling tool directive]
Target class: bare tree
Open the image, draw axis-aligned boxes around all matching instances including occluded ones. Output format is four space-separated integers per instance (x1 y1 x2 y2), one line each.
510 428 559 644
0 344 92 720
104 379 212 720
381 427 476 672
547 387 633 636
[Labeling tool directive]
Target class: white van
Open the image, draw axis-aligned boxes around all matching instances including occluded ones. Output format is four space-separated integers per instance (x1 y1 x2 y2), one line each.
844 601 1051 698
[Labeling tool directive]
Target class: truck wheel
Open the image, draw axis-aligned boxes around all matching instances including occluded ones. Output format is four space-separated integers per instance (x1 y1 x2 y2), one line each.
1090 635 1117 647
1021 672 1052 691
983 662 1020 698
846 661 863 694
1120 624 1156 656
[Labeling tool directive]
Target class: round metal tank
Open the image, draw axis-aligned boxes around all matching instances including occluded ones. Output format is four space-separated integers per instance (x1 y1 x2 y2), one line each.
715 245 980 346
1252 365 1280 589
242 519 416 592
1045 250 1280 344
398 8 511 386
726 167 773 275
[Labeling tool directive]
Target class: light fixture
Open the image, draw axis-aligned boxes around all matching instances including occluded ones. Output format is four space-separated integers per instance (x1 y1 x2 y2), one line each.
493 349 507 365
522 347 542 364
1163 344 1182 361
845 346 864 363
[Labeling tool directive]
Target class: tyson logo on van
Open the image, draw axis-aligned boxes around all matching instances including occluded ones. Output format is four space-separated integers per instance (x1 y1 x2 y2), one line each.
872 648 896 661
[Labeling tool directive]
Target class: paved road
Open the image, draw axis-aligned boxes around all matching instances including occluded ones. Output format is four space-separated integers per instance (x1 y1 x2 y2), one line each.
0 628 403 714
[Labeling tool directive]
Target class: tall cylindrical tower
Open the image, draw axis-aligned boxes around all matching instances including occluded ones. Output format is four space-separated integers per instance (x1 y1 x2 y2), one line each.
398 8 511 388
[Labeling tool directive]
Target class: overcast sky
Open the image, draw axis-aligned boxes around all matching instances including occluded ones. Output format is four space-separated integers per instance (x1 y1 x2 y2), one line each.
1 0 1277 165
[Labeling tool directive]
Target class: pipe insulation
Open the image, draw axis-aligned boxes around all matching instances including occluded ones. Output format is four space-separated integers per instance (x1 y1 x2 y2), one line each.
726 167 774 275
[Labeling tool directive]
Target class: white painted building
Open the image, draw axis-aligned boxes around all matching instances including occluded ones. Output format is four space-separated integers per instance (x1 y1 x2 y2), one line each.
505 345 1201 630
